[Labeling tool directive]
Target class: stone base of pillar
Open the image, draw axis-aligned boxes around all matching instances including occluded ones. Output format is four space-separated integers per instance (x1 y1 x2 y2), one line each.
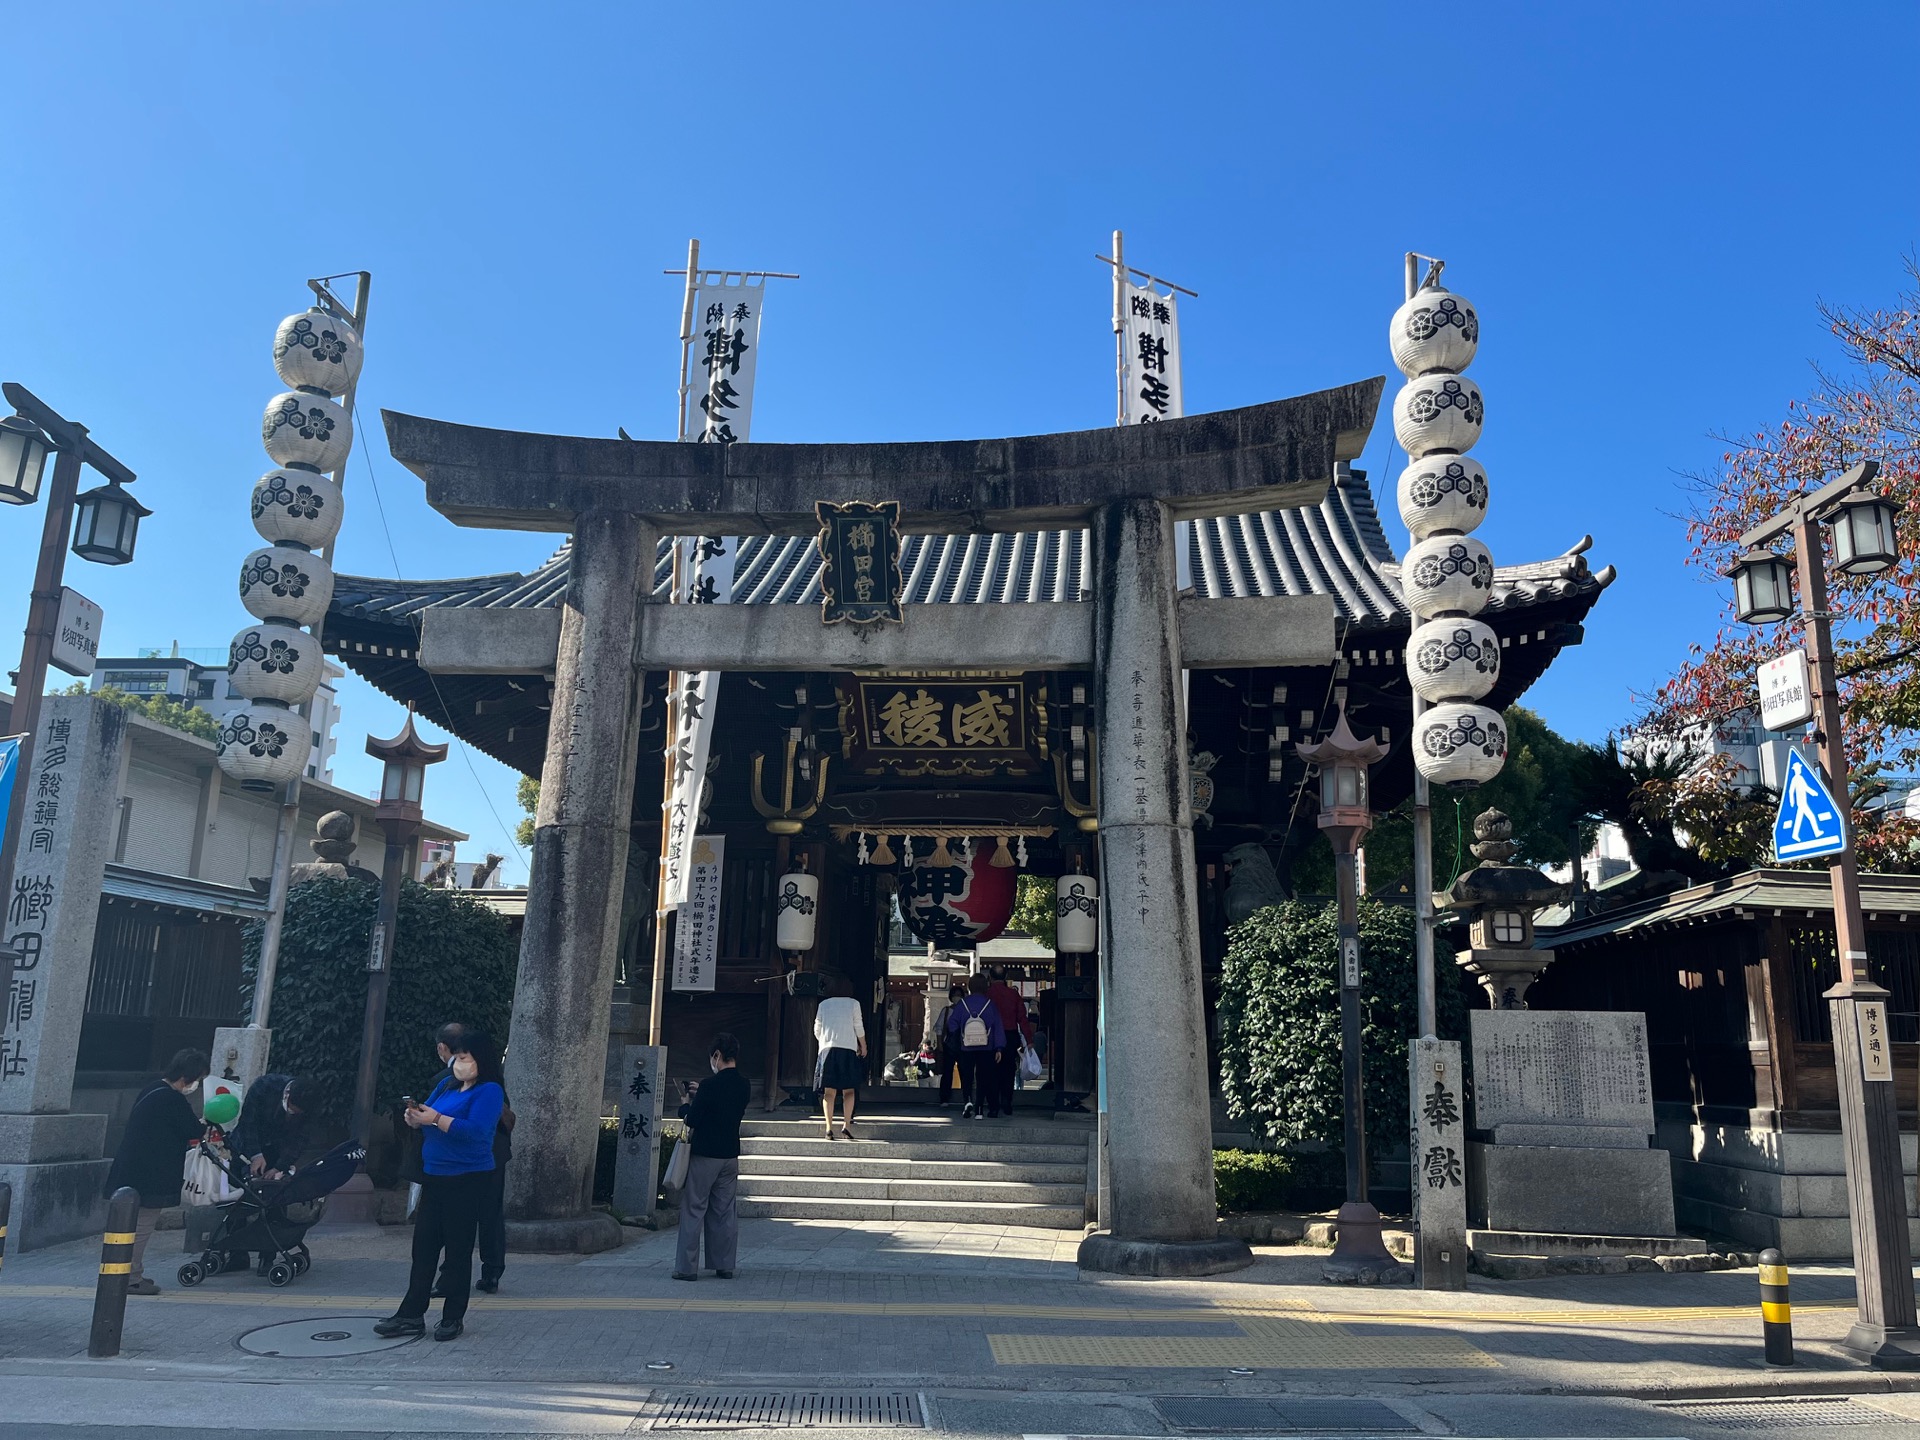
1077 1232 1253 1278
1844 1323 1920 1370
210 1025 273 1089
325 1171 379 1224
506 1212 625 1254
1322 1201 1411 1285
0 1158 112 1251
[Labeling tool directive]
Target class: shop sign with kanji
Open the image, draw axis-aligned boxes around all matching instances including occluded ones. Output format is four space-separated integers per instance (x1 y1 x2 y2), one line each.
816 500 903 625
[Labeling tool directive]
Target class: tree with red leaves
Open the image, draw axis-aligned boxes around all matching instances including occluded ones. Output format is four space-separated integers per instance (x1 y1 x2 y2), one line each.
1654 259 1920 869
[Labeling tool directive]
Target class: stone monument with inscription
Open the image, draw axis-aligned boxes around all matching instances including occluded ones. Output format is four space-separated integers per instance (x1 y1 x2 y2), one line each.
1467 1009 1677 1238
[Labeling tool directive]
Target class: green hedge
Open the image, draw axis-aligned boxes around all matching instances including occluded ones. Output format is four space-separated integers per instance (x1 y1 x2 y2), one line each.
242 876 518 1127
1213 1147 1345 1213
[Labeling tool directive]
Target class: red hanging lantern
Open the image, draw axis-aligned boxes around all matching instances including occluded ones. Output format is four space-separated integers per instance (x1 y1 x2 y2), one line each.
898 842 1016 947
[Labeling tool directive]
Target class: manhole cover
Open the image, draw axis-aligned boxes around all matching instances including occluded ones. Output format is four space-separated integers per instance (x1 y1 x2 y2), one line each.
237 1316 418 1357
651 1392 923 1429
1156 1398 1415 1432
1656 1398 1878 1429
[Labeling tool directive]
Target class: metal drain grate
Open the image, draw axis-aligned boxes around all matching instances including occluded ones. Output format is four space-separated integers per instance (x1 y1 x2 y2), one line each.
1656 1398 1878 1429
651 1392 923 1430
1156 1398 1415 1432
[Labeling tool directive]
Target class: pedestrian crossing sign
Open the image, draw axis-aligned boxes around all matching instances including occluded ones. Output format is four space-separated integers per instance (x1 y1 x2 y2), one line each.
1773 748 1848 862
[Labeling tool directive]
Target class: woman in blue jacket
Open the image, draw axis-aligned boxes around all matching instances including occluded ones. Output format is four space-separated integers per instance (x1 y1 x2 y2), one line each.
375 1033 505 1342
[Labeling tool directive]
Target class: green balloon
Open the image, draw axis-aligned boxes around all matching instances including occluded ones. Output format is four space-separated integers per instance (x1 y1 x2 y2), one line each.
204 1092 240 1126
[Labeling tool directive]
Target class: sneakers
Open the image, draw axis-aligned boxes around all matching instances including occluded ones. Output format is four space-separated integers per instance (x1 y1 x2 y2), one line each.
714 1269 735 1279
961 1103 974 1118
476 1276 499 1294
433 1319 464 1342
373 1315 425 1338
671 1271 698 1282
126 1277 161 1296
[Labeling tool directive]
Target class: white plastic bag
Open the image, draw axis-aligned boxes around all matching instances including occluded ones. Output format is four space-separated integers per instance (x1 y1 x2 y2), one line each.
1019 1043 1043 1082
662 1135 691 1192
181 1145 236 1206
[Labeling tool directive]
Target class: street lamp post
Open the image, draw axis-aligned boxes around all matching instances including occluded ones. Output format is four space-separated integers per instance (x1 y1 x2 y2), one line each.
1730 458 1919 1367
0 384 147 1027
1297 708 1402 1282
348 713 446 1146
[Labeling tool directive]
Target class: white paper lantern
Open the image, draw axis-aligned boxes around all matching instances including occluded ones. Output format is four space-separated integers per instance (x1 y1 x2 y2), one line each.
1389 287 1479 377
239 545 334 628
228 620 324 705
1392 373 1484 457
272 309 364 396
1402 534 1495 619
262 391 353 473
775 871 820 953
1397 454 1488 540
216 703 310 791
1407 617 1501 703
1413 702 1508 789
1055 872 1099 954
251 468 343 550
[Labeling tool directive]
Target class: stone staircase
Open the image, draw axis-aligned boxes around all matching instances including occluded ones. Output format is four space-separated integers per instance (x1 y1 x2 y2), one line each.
734 1113 1092 1229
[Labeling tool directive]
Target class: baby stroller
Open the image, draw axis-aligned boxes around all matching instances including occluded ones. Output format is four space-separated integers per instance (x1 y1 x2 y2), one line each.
178 1137 366 1288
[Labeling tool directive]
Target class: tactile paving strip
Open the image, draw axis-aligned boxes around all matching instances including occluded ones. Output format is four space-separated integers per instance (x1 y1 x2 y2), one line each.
1655 1398 1879 1429
988 1316 1496 1370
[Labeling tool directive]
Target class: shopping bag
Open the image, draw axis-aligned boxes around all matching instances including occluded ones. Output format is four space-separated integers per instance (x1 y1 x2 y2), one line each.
662 1135 691 1192
181 1145 236 1206
1019 1043 1043 1081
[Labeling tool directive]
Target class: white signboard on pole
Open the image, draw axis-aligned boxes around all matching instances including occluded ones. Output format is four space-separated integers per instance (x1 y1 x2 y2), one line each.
50 588 103 678
671 834 725 992
1120 281 1183 425
686 285 765 443
1757 649 1813 732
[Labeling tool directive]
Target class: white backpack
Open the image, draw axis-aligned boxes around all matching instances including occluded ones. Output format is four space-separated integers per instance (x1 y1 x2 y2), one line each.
960 1000 992 1049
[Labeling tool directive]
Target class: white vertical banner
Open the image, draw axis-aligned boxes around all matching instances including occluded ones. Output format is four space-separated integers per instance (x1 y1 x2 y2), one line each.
661 537 733 906
686 285 765 443
1120 282 1183 425
671 834 725 992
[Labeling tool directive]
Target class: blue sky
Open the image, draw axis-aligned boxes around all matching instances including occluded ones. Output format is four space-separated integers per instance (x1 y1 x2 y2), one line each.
1 5 1914 884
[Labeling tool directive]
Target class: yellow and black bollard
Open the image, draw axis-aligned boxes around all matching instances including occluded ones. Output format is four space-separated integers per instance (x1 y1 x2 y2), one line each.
1758 1247 1793 1366
0 1180 10 1276
89 1187 140 1358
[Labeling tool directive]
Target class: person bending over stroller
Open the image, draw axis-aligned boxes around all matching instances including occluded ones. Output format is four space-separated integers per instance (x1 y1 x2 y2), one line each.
227 1072 318 1274
376 1032 505 1342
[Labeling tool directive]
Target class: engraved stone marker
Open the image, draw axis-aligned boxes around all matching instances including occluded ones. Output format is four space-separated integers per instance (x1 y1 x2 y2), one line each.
1470 1010 1653 1147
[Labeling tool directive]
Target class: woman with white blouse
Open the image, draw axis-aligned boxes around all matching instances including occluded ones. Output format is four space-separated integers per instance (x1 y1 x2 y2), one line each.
812 979 868 1140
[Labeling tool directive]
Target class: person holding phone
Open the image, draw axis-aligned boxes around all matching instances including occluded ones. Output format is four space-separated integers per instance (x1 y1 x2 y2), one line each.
375 1033 505 1342
672 1032 750 1282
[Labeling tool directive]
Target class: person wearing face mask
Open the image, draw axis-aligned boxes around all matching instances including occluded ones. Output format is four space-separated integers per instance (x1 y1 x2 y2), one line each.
671 1032 750 1282
228 1071 319 1274
376 1033 505 1342
424 1022 515 1297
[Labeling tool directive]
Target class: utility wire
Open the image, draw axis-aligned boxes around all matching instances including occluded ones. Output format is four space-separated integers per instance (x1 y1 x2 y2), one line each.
350 400 530 874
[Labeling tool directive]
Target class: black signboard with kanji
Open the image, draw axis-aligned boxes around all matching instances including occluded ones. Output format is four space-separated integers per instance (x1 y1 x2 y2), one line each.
816 499 903 625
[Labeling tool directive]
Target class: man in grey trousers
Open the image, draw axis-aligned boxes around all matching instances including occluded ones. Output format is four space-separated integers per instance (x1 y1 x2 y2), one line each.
673 1032 751 1281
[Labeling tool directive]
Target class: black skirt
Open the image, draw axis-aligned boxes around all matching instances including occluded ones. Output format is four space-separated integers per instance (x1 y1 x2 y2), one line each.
819 1046 865 1091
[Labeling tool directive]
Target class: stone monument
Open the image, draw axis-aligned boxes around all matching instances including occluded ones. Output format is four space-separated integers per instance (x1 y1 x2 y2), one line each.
1467 1009 1677 1238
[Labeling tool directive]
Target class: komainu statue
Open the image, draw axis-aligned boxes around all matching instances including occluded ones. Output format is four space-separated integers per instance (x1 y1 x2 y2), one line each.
1223 842 1287 925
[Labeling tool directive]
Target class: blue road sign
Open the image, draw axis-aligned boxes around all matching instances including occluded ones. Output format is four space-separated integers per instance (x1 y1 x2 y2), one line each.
0 735 19 845
1774 747 1848 862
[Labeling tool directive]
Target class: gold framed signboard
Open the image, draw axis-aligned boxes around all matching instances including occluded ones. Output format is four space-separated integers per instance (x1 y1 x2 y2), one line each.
816 500 903 625
847 676 1038 777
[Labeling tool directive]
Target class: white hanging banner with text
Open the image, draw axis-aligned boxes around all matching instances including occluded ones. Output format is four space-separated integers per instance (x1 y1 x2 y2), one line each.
1121 281 1183 425
686 284 765 443
670 834 725 992
661 538 733 907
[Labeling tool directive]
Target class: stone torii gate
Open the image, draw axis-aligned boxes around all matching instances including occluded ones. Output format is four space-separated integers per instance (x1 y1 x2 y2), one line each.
385 378 1380 1276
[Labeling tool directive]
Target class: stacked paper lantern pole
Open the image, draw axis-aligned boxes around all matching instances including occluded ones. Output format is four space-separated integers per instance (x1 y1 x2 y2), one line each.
217 309 363 790
1392 276 1507 788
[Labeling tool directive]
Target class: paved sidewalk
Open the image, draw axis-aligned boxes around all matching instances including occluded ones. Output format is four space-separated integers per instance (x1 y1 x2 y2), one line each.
0 1215 1912 1415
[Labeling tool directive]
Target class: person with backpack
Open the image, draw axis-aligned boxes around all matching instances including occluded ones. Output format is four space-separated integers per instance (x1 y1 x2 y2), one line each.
103 1048 209 1294
985 969 1034 1119
945 973 1006 1119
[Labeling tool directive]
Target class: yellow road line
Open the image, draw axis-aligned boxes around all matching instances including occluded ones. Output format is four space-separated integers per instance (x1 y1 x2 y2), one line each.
0 1285 1855 1329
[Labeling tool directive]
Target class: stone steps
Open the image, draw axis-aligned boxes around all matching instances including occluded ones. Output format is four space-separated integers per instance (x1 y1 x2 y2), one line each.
732 1113 1091 1230
735 1195 1086 1228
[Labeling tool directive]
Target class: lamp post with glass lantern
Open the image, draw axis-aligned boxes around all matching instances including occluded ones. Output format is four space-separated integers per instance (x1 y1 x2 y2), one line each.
348 712 447 1147
1728 458 1918 1367
0 383 147 1022
1297 708 1402 1280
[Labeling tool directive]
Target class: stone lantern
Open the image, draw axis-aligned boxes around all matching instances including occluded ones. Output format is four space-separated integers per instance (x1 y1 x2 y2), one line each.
1437 810 1572 1010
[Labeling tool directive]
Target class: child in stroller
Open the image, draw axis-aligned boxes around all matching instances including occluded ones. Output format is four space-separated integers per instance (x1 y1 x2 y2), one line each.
178 1136 365 1288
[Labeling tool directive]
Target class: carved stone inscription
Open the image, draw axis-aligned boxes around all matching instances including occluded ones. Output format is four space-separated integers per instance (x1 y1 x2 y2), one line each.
1470 1010 1654 1133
